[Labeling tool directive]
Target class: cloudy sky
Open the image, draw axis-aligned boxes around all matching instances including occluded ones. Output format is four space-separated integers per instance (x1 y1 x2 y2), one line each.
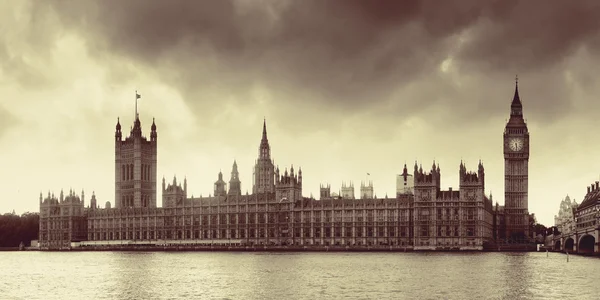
2 0 600 225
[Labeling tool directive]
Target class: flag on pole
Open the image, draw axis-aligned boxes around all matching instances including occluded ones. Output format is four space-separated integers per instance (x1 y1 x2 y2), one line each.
135 91 142 118
367 173 370 176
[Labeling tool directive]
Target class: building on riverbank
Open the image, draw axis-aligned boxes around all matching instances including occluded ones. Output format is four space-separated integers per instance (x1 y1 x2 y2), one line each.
40 84 545 251
38 113 494 250
552 185 599 255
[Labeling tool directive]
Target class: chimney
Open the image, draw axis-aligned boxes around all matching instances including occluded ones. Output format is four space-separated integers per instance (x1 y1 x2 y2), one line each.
596 181 599 190
587 186 591 193
449 187 452 192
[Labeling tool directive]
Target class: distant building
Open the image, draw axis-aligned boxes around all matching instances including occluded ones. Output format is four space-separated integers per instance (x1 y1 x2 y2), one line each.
554 195 578 237
553 183 598 254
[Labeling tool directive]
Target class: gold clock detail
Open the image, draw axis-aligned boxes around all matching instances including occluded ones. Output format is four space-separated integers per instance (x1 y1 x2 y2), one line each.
509 137 524 152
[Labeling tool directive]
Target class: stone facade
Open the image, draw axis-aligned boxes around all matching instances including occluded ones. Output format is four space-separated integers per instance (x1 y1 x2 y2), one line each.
412 161 494 250
573 182 600 254
39 117 494 250
38 190 88 249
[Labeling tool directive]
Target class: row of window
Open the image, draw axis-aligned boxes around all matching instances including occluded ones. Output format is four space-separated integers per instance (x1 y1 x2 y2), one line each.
89 226 418 241
419 226 478 237
121 164 153 181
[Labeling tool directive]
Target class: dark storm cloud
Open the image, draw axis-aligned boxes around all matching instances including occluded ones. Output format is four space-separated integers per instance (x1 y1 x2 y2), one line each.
28 0 600 124
457 0 600 72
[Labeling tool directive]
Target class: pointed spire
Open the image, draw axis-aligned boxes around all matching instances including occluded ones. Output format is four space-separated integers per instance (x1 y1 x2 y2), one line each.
262 118 267 140
512 75 522 108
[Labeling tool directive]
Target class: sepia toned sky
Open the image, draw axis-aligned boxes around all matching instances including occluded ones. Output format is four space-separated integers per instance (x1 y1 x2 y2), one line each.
2 0 600 226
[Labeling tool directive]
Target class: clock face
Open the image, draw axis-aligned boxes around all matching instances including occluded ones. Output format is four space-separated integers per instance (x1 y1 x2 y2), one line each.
509 138 524 152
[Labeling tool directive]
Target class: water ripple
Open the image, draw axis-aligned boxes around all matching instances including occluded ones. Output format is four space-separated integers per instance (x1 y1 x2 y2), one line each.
0 252 597 299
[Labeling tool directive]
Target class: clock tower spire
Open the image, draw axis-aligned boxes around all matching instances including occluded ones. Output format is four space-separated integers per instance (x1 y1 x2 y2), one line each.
503 76 530 243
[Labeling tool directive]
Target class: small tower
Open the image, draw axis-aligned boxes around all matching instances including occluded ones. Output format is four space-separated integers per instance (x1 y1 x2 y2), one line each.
151 118 157 142
228 160 242 197
184 177 188 197
320 183 331 200
478 160 485 191
341 181 355 199
360 180 374 199
162 175 186 207
90 192 97 210
275 165 302 202
214 171 227 197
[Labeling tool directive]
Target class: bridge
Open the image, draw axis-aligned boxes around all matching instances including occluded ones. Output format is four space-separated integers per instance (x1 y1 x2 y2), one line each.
552 228 598 255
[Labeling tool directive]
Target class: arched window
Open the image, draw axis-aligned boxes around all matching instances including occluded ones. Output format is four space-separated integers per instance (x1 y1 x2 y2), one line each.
122 165 125 181
129 164 133 180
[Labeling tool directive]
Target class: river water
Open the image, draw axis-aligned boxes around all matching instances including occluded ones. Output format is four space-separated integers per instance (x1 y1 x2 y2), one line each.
0 251 595 299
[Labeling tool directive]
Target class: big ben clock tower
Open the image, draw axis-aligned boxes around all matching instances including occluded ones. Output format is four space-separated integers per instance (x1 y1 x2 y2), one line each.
503 77 530 242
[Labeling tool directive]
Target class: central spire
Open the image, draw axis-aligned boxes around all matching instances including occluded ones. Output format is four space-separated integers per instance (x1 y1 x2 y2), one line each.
262 118 267 141
511 75 521 108
259 118 271 160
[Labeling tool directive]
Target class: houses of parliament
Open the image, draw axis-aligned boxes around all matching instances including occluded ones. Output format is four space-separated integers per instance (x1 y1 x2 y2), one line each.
38 82 533 250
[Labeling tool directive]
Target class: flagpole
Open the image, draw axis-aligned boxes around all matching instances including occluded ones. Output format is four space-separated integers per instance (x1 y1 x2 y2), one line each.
135 90 138 119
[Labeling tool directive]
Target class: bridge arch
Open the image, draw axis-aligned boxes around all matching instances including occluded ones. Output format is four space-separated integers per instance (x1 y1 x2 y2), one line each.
578 235 595 254
564 238 575 253
554 240 561 251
